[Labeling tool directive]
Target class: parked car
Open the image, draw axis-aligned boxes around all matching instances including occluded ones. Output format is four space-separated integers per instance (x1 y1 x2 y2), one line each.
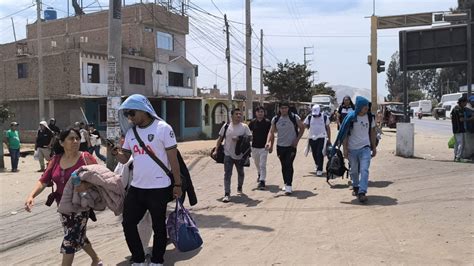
379 102 405 128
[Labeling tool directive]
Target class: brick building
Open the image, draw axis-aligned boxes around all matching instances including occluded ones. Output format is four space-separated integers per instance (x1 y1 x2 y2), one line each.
0 3 201 141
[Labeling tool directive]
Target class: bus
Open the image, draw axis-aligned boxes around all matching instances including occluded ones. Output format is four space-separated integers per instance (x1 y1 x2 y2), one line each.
409 100 432 118
440 93 467 118
311 94 338 115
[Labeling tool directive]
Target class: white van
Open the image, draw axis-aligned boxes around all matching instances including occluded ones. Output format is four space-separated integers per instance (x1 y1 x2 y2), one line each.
409 100 432 117
311 94 337 114
442 101 457 119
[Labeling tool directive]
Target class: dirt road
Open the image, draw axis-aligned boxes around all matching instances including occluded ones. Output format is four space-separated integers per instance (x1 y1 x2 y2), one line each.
1 126 473 265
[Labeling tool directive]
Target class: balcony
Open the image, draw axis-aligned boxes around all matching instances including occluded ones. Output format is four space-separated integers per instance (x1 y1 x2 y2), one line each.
81 83 108 96
165 86 194 97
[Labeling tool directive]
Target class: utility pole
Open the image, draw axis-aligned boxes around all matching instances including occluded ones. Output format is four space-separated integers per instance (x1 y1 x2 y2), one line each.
260 29 264 105
224 14 232 111
304 46 314 85
245 0 253 120
370 15 378 112
106 0 123 170
36 0 45 121
11 18 17 42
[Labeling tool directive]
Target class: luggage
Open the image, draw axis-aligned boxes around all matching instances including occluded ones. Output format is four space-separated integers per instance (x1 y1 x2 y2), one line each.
166 199 203 252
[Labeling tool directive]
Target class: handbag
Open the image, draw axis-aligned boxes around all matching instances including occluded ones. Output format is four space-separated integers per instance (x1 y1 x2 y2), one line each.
210 124 229 164
166 199 203 252
44 156 60 206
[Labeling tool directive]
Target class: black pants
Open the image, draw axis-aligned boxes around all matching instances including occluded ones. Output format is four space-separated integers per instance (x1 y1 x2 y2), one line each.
277 146 297 186
122 186 172 264
309 138 325 171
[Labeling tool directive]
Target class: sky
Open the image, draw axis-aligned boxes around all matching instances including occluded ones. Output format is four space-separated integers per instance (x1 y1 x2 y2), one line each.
0 0 459 97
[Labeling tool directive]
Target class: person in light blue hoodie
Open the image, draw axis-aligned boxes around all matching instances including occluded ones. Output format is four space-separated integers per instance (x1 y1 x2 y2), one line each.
334 96 377 203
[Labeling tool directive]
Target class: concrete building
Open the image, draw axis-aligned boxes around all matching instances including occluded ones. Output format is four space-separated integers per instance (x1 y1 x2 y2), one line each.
0 3 201 141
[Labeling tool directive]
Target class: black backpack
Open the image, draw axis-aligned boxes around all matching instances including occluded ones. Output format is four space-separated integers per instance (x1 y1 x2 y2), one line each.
326 146 347 181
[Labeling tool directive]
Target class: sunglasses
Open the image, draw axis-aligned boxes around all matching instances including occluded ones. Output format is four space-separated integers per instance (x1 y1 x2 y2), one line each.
123 109 136 117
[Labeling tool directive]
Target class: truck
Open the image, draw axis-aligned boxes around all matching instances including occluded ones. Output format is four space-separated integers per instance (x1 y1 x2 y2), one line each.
311 94 337 116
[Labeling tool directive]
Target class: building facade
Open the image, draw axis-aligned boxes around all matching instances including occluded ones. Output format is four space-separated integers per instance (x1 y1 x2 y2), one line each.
0 3 201 141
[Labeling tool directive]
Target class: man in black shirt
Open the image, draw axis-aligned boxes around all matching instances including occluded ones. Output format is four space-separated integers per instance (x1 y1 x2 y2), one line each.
48 118 61 135
35 121 54 172
248 106 272 190
451 97 473 161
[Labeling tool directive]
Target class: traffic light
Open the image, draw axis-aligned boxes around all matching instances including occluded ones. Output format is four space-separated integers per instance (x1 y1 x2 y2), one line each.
377 59 385 73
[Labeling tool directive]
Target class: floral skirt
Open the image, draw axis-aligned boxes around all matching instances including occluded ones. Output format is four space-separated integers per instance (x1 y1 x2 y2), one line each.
59 211 90 254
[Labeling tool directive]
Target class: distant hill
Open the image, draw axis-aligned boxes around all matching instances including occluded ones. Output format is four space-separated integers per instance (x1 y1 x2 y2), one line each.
330 85 385 104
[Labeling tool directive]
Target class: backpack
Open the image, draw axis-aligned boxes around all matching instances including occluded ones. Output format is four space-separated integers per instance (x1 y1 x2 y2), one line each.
210 124 229 164
274 112 299 135
326 146 347 181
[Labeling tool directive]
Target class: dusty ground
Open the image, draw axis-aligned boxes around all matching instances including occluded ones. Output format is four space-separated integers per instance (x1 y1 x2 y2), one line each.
0 124 473 265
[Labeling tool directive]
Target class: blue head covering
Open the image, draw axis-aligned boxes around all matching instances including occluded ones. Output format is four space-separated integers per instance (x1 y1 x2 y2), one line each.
118 94 162 134
469 95 474 102
333 96 370 151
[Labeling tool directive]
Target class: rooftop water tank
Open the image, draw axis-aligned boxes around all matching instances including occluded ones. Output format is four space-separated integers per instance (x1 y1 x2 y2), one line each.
44 7 57 21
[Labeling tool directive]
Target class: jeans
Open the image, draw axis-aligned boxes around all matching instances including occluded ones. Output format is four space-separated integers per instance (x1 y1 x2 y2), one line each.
348 146 372 194
276 146 297 186
9 148 20 170
224 155 245 195
454 133 465 159
122 186 172 264
37 147 51 170
309 138 325 171
93 145 107 162
251 147 268 181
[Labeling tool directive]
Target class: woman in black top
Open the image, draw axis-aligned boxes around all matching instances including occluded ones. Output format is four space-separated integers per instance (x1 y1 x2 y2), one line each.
337 96 355 129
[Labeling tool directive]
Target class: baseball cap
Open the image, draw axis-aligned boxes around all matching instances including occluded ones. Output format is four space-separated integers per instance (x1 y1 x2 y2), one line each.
311 104 321 116
10 122 19 126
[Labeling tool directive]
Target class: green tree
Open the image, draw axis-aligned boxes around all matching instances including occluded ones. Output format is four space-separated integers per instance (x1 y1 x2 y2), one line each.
311 82 335 98
263 60 313 102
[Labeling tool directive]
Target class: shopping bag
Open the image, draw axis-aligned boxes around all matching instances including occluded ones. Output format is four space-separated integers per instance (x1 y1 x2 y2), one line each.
166 199 203 252
448 136 455 149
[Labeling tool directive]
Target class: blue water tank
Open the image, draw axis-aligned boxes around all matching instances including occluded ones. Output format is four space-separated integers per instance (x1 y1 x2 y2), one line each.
44 7 57 21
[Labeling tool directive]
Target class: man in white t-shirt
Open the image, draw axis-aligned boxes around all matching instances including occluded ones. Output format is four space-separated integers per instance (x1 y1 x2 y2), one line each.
304 104 331 176
342 96 377 203
113 94 182 266
212 108 252 203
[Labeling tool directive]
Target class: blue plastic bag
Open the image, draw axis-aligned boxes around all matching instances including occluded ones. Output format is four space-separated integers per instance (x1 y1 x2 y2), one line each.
166 199 203 252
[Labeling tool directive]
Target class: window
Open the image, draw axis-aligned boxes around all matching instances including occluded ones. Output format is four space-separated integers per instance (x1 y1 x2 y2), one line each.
17 63 27 78
168 71 184 87
87 63 100 83
98 104 107 125
129 67 145 85
157 32 173 50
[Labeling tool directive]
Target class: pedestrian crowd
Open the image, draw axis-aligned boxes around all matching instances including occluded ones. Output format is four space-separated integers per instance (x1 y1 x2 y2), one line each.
14 93 471 266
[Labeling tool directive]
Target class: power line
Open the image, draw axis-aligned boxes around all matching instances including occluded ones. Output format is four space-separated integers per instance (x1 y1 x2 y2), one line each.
0 4 36 20
265 34 398 38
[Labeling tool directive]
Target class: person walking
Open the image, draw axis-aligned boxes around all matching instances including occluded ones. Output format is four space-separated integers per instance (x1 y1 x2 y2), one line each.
335 96 377 203
451 96 473 161
49 118 61 135
74 122 92 153
248 106 271 190
88 123 106 163
212 108 252 202
35 121 54 172
337 96 354 129
112 94 182 266
4 122 21 172
303 104 331 176
266 102 305 195
24 128 102 266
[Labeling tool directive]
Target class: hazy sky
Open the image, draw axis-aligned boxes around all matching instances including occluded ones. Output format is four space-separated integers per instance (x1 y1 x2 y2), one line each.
0 0 458 96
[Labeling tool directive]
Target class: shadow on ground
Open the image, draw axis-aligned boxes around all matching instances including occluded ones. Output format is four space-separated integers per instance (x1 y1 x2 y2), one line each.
215 193 262 207
340 195 398 206
192 213 274 232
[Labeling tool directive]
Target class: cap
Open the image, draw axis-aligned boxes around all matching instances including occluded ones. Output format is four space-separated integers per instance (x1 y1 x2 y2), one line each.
458 96 468 103
39 121 48 127
311 104 321 116
10 122 19 126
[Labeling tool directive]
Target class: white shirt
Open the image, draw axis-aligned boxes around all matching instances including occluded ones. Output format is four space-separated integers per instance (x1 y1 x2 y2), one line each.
304 115 329 140
348 114 374 150
122 119 177 189
219 122 252 160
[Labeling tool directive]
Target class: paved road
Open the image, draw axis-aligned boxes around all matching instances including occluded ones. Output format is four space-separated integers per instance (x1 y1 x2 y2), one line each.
412 117 452 137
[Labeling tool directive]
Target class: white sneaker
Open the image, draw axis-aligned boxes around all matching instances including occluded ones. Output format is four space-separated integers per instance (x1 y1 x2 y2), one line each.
222 195 230 203
149 263 163 266
281 185 287 191
131 263 146 266
285 185 292 195
316 170 323 176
